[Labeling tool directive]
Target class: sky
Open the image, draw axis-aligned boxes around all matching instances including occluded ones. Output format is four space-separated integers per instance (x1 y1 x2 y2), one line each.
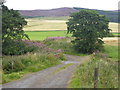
4 0 119 10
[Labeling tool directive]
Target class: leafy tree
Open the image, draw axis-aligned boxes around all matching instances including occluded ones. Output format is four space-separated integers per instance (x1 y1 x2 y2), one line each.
66 9 110 54
2 5 30 55
2 5 29 41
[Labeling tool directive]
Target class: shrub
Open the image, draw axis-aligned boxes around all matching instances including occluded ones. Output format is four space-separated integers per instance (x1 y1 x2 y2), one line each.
2 40 37 55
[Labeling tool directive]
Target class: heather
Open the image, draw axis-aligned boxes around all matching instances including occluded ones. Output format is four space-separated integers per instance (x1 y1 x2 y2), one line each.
46 37 66 40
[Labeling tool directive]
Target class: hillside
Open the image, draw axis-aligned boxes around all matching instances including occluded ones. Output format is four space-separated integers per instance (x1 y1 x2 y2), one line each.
19 7 118 22
19 7 78 17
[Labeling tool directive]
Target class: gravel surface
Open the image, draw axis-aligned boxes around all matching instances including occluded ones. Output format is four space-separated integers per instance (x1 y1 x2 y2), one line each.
2 54 90 88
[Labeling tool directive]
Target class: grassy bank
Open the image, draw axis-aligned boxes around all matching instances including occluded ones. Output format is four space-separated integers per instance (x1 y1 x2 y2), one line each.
68 45 118 88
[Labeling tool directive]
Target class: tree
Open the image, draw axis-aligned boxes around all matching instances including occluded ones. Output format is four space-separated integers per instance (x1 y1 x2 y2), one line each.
66 9 110 54
2 5 29 41
2 5 30 55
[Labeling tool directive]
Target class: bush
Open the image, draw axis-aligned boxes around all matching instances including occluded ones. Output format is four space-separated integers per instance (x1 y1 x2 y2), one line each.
2 40 37 55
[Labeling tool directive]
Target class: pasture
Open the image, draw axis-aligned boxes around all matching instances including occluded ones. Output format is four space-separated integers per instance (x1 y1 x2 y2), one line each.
24 17 119 40
25 31 71 40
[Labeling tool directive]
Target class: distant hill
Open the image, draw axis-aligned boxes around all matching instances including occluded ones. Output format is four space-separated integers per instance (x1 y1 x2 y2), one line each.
73 7 118 23
19 7 118 23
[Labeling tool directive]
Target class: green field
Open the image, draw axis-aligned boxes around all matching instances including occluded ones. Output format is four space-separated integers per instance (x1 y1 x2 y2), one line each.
25 31 71 40
112 32 120 36
23 17 119 40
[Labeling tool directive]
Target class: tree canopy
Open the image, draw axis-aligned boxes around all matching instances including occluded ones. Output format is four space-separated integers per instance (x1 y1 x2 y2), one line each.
2 5 30 55
2 5 29 42
66 9 110 53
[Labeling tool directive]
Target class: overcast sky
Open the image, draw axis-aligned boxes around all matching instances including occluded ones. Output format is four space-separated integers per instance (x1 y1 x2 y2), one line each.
4 0 119 10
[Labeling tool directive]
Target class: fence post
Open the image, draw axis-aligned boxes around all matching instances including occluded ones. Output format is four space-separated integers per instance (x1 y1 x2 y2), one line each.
94 67 99 88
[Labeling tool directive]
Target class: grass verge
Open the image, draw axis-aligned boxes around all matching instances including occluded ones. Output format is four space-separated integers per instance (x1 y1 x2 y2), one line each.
2 53 65 84
68 45 118 88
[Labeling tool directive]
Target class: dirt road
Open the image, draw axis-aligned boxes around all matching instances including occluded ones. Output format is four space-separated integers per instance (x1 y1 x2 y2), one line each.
2 54 90 88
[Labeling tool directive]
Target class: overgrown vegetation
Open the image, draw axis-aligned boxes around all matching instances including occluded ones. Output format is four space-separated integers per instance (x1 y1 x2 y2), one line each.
67 9 110 54
68 45 118 88
2 53 65 83
2 39 66 84
43 38 85 56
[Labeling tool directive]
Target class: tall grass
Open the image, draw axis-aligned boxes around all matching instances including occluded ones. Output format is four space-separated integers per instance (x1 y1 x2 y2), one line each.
2 53 65 83
69 57 118 88
69 45 118 88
